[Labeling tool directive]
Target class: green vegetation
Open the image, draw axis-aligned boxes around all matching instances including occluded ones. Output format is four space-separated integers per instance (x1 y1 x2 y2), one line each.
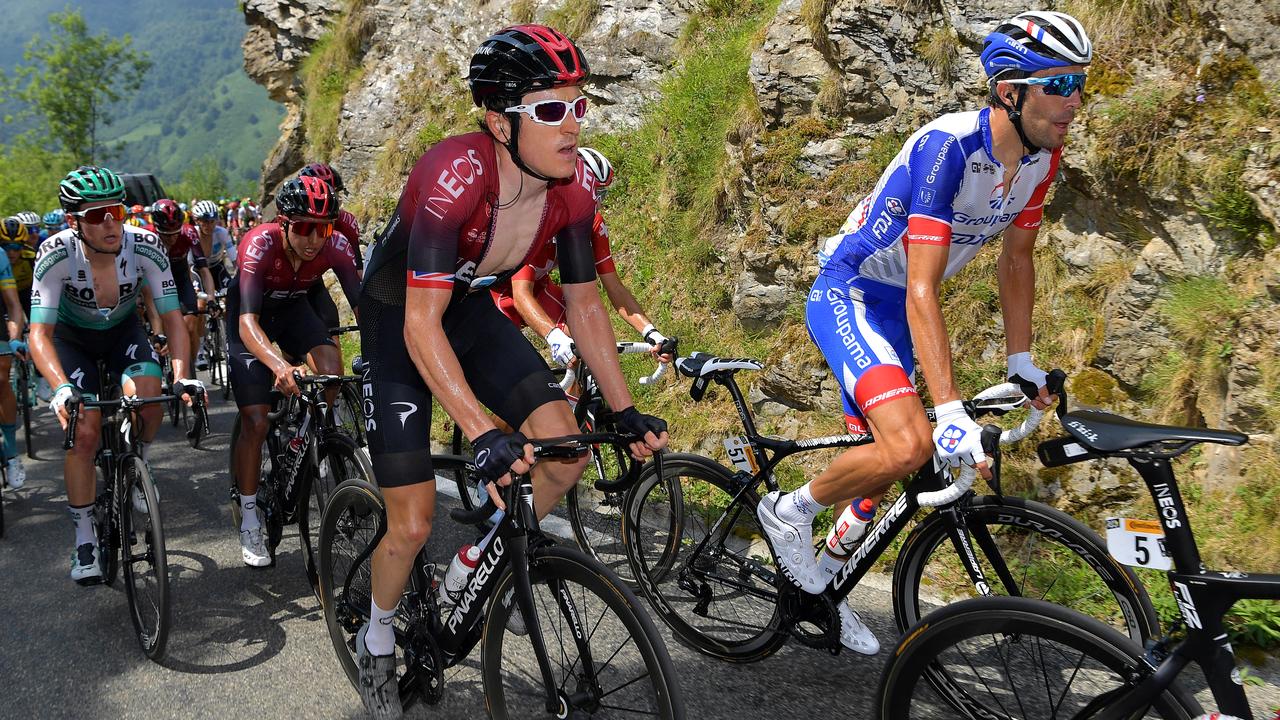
545 0 601 38
0 9 150 164
0 0 282 194
917 26 958 79
300 0 372 161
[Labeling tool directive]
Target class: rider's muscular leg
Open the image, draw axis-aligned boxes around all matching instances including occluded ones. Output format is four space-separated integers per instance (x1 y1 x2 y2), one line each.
234 404 271 496
185 314 201 364
371 482 437 610
65 410 103 506
306 344 342 406
809 396 934 507
0 355 15 426
520 400 588 520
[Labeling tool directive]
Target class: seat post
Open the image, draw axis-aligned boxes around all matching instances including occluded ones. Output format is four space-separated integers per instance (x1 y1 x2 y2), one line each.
1129 457 1203 572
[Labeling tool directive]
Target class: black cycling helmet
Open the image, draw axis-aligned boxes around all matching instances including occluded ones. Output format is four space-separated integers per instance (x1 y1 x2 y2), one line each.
299 162 345 194
468 24 590 110
151 199 185 233
276 175 340 221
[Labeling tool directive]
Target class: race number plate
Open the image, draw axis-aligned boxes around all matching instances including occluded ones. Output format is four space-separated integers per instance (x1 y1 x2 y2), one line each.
723 436 759 474
1105 517 1172 570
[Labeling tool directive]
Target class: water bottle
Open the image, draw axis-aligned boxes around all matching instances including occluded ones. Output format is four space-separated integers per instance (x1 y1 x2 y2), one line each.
816 498 877 582
438 544 483 608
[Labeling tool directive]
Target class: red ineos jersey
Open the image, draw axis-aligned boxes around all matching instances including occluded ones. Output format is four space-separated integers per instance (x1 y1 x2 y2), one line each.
336 210 363 271
237 222 360 314
362 132 599 302
161 224 208 268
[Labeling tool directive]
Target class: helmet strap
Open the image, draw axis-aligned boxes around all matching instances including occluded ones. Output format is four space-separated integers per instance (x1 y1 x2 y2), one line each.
501 112 557 185
73 225 123 258
996 85 1041 156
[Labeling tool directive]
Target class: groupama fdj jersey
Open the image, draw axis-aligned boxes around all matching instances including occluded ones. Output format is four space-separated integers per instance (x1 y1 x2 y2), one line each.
30 226 180 329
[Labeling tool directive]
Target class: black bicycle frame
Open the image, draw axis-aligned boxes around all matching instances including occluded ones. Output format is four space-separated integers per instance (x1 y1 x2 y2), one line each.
1095 455 1280 720
689 370 1002 612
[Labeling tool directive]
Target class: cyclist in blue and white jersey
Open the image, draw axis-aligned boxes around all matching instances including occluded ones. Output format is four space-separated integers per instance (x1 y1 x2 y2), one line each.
191 200 236 289
757 10 1090 654
29 166 203 584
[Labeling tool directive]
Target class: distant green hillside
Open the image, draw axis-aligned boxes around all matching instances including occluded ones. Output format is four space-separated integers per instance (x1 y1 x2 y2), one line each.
0 0 281 194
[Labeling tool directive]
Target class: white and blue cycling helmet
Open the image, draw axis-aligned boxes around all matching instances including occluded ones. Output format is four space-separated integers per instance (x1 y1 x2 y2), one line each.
980 11 1092 78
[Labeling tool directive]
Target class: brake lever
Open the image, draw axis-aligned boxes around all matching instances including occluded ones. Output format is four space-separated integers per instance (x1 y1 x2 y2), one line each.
981 424 1002 497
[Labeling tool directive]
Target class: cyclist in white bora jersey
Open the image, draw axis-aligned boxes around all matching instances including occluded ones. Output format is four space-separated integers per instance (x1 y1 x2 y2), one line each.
756 11 1090 654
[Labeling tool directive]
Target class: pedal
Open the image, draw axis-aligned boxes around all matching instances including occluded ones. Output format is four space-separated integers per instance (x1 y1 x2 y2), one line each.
780 584 840 653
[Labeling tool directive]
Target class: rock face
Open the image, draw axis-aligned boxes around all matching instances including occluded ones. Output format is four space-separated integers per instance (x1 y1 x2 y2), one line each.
243 0 694 205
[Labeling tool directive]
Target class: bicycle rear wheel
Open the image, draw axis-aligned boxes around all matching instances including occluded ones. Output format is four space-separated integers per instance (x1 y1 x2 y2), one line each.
624 453 785 663
301 434 373 595
332 383 366 447
318 477 386 689
892 495 1160 644
876 596 1202 719
481 545 685 719
433 453 486 516
565 440 634 584
119 455 171 660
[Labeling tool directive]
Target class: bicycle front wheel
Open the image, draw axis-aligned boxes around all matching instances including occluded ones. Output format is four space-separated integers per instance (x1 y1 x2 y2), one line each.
333 383 366 447
876 596 1201 719
623 453 785 663
892 495 1160 644
301 434 373 595
565 439 634 584
119 456 171 660
19 360 33 459
481 544 685 719
318 477 386 689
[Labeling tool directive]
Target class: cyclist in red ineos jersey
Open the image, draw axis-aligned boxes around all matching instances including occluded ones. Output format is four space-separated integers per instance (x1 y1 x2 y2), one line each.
354 25 668 718
228 176 360 567
298 162 362 357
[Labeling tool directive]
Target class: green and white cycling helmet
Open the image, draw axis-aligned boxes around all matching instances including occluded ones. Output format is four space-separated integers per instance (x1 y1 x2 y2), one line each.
59 165 126 212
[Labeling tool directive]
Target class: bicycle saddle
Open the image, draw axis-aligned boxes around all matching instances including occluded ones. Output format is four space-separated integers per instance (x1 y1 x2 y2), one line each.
1061 409 1247 453
675 353 763 378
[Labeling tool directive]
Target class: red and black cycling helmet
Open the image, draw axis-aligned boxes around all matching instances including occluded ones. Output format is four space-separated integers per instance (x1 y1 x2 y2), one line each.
299 162 345 194
276 176 340 221
150 199 185 233
468 25 590 110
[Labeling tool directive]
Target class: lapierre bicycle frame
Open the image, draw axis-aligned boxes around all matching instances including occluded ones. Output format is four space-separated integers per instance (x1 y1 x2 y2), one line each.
674 367 1017 630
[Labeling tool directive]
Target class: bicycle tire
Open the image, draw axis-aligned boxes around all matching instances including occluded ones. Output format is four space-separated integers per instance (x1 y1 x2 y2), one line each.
333 383 366 448
892 495 1160 644
300 433 373 596
624 452 786 663
876 596 1202 719
433 453 487 519
119 455 171 660
0 462 6 538
96 472 121 587
565 439 635 584
318 477 386 690
181 401 198 448
481 544 686 719
19 360 33 459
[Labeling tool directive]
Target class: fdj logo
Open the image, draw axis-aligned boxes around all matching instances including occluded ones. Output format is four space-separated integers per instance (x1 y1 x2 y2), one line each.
937 425 966 452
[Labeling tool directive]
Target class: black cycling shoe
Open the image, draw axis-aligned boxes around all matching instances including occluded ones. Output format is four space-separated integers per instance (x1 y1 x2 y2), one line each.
355 622 402 719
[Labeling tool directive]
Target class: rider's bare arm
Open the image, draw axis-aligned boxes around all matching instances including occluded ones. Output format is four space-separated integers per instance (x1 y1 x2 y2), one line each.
997 223 1037 358
512 276 558 338
905 241 961 405
562 281 634 411
599 271 655 337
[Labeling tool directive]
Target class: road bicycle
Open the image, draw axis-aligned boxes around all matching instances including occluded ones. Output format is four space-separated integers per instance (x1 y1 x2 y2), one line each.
624 354 1158 663
442 341 670 584
10 340 36 459
875 395 1265 719
318 431 685 718
229 373 374 592
63 371 207 660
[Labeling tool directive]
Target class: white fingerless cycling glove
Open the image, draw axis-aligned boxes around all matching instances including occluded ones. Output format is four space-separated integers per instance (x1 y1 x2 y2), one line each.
642 324 667 347
932 400 986 469
1007 352 1048 399
545 328 575 367
50 383 78 417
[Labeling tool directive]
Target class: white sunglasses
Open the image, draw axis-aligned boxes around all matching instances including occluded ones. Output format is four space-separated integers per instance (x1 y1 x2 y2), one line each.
504 96 589 126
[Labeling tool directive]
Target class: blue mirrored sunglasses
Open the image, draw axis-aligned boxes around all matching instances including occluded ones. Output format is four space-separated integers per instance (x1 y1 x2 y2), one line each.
1004 73 1087 97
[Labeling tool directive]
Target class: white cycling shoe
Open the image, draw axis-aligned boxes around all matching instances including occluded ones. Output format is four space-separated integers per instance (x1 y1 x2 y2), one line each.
756 491 825 594
837 602 880 655
240 527 271 567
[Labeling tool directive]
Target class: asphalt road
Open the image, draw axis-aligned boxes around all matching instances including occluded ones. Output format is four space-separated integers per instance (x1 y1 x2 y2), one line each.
2 379 1278 719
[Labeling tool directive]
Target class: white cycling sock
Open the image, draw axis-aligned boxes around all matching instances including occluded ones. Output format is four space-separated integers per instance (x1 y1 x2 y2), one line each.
366 598 398 656
69 503 96 547
239 492 261 531
777 483 824 525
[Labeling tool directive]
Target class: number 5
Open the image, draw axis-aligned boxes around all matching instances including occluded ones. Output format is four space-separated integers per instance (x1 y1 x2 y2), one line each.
1134 535 1150 565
